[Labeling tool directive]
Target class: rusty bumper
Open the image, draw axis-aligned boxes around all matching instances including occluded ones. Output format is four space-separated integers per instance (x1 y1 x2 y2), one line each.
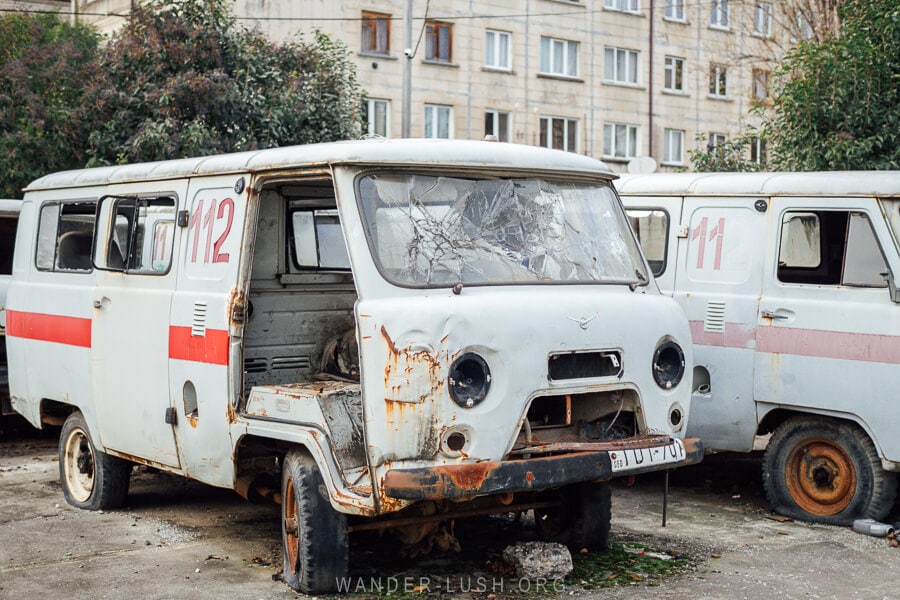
383 437 703 501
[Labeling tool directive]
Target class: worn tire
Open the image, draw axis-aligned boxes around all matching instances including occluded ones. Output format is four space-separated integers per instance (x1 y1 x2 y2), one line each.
763 416 897 526
59 411 131 510
281 449 348 594
534 481 611 551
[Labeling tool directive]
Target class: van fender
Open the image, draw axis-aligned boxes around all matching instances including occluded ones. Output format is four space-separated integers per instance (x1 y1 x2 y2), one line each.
233 418 378 516
756 402 893 470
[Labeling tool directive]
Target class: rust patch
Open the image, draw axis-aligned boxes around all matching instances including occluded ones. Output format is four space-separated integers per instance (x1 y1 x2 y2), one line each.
225 400 239 424
186 415 199 429
227 287 247 327
381 325 401 356
444 462 493 492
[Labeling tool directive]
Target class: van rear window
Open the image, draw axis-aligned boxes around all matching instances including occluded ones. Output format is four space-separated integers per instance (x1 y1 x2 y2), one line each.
35 201 96 273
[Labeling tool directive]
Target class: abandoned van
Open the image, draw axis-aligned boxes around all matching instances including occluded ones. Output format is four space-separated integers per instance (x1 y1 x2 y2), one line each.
618 171 900 526
0 199 21 416
7 139 701 593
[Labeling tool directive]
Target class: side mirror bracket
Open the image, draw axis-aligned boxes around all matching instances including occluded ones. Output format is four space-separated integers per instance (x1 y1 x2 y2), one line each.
880 270 900 303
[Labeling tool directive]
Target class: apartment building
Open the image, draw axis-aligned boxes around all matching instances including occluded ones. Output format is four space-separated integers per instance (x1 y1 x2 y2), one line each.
61 0 793 171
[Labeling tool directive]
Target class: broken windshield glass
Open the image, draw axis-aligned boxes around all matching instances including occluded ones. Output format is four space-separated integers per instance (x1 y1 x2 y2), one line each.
357 173 647 287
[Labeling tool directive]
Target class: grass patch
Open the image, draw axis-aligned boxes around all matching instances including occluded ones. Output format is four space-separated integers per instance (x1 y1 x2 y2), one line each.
568 542 691 590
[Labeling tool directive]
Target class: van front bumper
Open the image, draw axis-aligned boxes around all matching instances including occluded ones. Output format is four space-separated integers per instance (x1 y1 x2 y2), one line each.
383 436 703 501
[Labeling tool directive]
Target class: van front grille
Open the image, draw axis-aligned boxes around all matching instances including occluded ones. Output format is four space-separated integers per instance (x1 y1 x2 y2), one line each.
548 350 622 381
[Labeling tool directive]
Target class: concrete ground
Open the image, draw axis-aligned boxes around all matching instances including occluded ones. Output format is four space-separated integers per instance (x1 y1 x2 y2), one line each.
1 418 897 599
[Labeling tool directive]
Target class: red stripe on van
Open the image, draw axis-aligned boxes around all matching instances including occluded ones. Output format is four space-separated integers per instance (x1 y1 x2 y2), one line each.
5 310 92 347
168 326 229 366
690 320 900 365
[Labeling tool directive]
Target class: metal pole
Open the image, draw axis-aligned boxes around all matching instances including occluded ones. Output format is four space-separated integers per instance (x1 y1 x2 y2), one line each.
402 0 413 138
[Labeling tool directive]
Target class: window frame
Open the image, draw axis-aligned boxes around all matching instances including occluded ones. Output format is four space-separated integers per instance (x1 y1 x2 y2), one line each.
35 200 98 274
361 11 391 55
665 0 685 21
424 104 453 139
539 116 578 153
603 122 640 159
485 109 511 142
709 63 728 98
752 68 769 104
540 36 579 78
288 207 351 272
604 0 640 14
663 128 685 165
710 0 730 29
753 2 773 37
93 195 177 275
663 55 684 92
604 46 640 85
363 98 390 137
749 136 767 165
484 29 512 70
425 20 453 63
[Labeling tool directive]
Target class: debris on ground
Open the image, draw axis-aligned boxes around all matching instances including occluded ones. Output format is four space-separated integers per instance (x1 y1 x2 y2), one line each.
502 541 573 580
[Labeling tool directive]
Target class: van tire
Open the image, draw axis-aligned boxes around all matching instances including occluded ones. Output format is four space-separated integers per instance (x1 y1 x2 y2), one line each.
281 449 348 594
763 416 897 526
59 411 131 510
534 481 611 551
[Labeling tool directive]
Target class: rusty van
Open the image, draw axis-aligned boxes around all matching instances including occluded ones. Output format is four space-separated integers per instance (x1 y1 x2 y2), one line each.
7 139 701 593
619 171 900 526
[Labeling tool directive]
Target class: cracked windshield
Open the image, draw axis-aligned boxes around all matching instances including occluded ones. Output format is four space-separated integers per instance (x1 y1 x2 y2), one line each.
358 174 647 286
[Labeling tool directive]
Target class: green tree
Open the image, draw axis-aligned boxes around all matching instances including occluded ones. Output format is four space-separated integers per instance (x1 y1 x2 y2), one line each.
85 0 364 166
762 0 900 170
0 13 100 198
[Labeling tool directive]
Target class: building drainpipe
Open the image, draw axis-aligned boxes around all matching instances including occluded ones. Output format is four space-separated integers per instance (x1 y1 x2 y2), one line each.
648 0 654 158
402 0 413 138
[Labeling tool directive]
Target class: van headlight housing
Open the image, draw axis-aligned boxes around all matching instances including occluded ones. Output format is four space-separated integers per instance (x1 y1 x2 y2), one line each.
448 353 491 408
652 340 685 390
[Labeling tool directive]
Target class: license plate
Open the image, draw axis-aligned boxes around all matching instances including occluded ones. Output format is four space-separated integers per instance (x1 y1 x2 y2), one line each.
609 438 686 473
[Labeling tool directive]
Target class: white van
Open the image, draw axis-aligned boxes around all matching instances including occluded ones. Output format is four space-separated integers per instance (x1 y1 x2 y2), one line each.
8 139 701 593
618 171 900 526
0 199 22 416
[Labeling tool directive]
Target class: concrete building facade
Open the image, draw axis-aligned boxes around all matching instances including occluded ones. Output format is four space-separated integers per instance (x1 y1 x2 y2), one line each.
39 0 793 171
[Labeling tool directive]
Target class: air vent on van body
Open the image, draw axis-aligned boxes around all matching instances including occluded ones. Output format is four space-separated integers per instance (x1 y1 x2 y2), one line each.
548 350 623 381
192 301 207 336
704 300 726 333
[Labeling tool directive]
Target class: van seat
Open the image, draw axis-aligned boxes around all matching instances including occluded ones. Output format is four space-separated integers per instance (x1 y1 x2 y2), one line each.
56 230 93 271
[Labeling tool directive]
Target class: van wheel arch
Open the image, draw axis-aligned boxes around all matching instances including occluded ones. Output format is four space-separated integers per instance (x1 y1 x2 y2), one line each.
763 415 897 525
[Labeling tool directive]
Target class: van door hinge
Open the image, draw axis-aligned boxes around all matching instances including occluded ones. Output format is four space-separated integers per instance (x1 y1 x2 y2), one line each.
676 225 689 238
165 407 177 425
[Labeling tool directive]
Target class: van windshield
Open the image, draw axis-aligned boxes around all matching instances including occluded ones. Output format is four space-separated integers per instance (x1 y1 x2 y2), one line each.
357 173 647 287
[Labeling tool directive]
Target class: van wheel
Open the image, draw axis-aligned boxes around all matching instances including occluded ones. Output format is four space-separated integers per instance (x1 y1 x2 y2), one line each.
59 411 131 510
534 481 611 551
763 416 898 525
281 449 348 594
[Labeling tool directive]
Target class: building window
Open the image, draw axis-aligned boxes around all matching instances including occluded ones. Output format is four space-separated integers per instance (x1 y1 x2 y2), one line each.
797 13 815 39
663 129 684 164
539 116 578 152
604 0 640 13
540 36 578 78
709 64 727 97
753 2 772 36
485 30 511 70
752 69 769 104
363 98 390 137
604 46 639 84
710 0 729 28
361 12 390 55
425 21 452 62
750 136 767 165
708 132 727 150
665 0 685 20
603 123 639 159
664 56 684 92
424 104 452 138
485 110 511 142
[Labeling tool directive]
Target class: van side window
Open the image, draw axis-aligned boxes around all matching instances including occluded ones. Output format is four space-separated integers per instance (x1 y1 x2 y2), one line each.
289 208 350 270
96 196 176 274
35 201 97 272
777 210 887 287
626 209 669 276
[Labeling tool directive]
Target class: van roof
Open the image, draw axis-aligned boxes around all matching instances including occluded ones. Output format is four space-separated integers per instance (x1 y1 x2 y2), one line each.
25 139 614 191
615 171 900 197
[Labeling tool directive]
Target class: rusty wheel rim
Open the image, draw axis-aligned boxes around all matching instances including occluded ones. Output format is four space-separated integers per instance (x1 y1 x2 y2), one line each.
63 427 94 503
785 438 856 516
284 476 299 575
